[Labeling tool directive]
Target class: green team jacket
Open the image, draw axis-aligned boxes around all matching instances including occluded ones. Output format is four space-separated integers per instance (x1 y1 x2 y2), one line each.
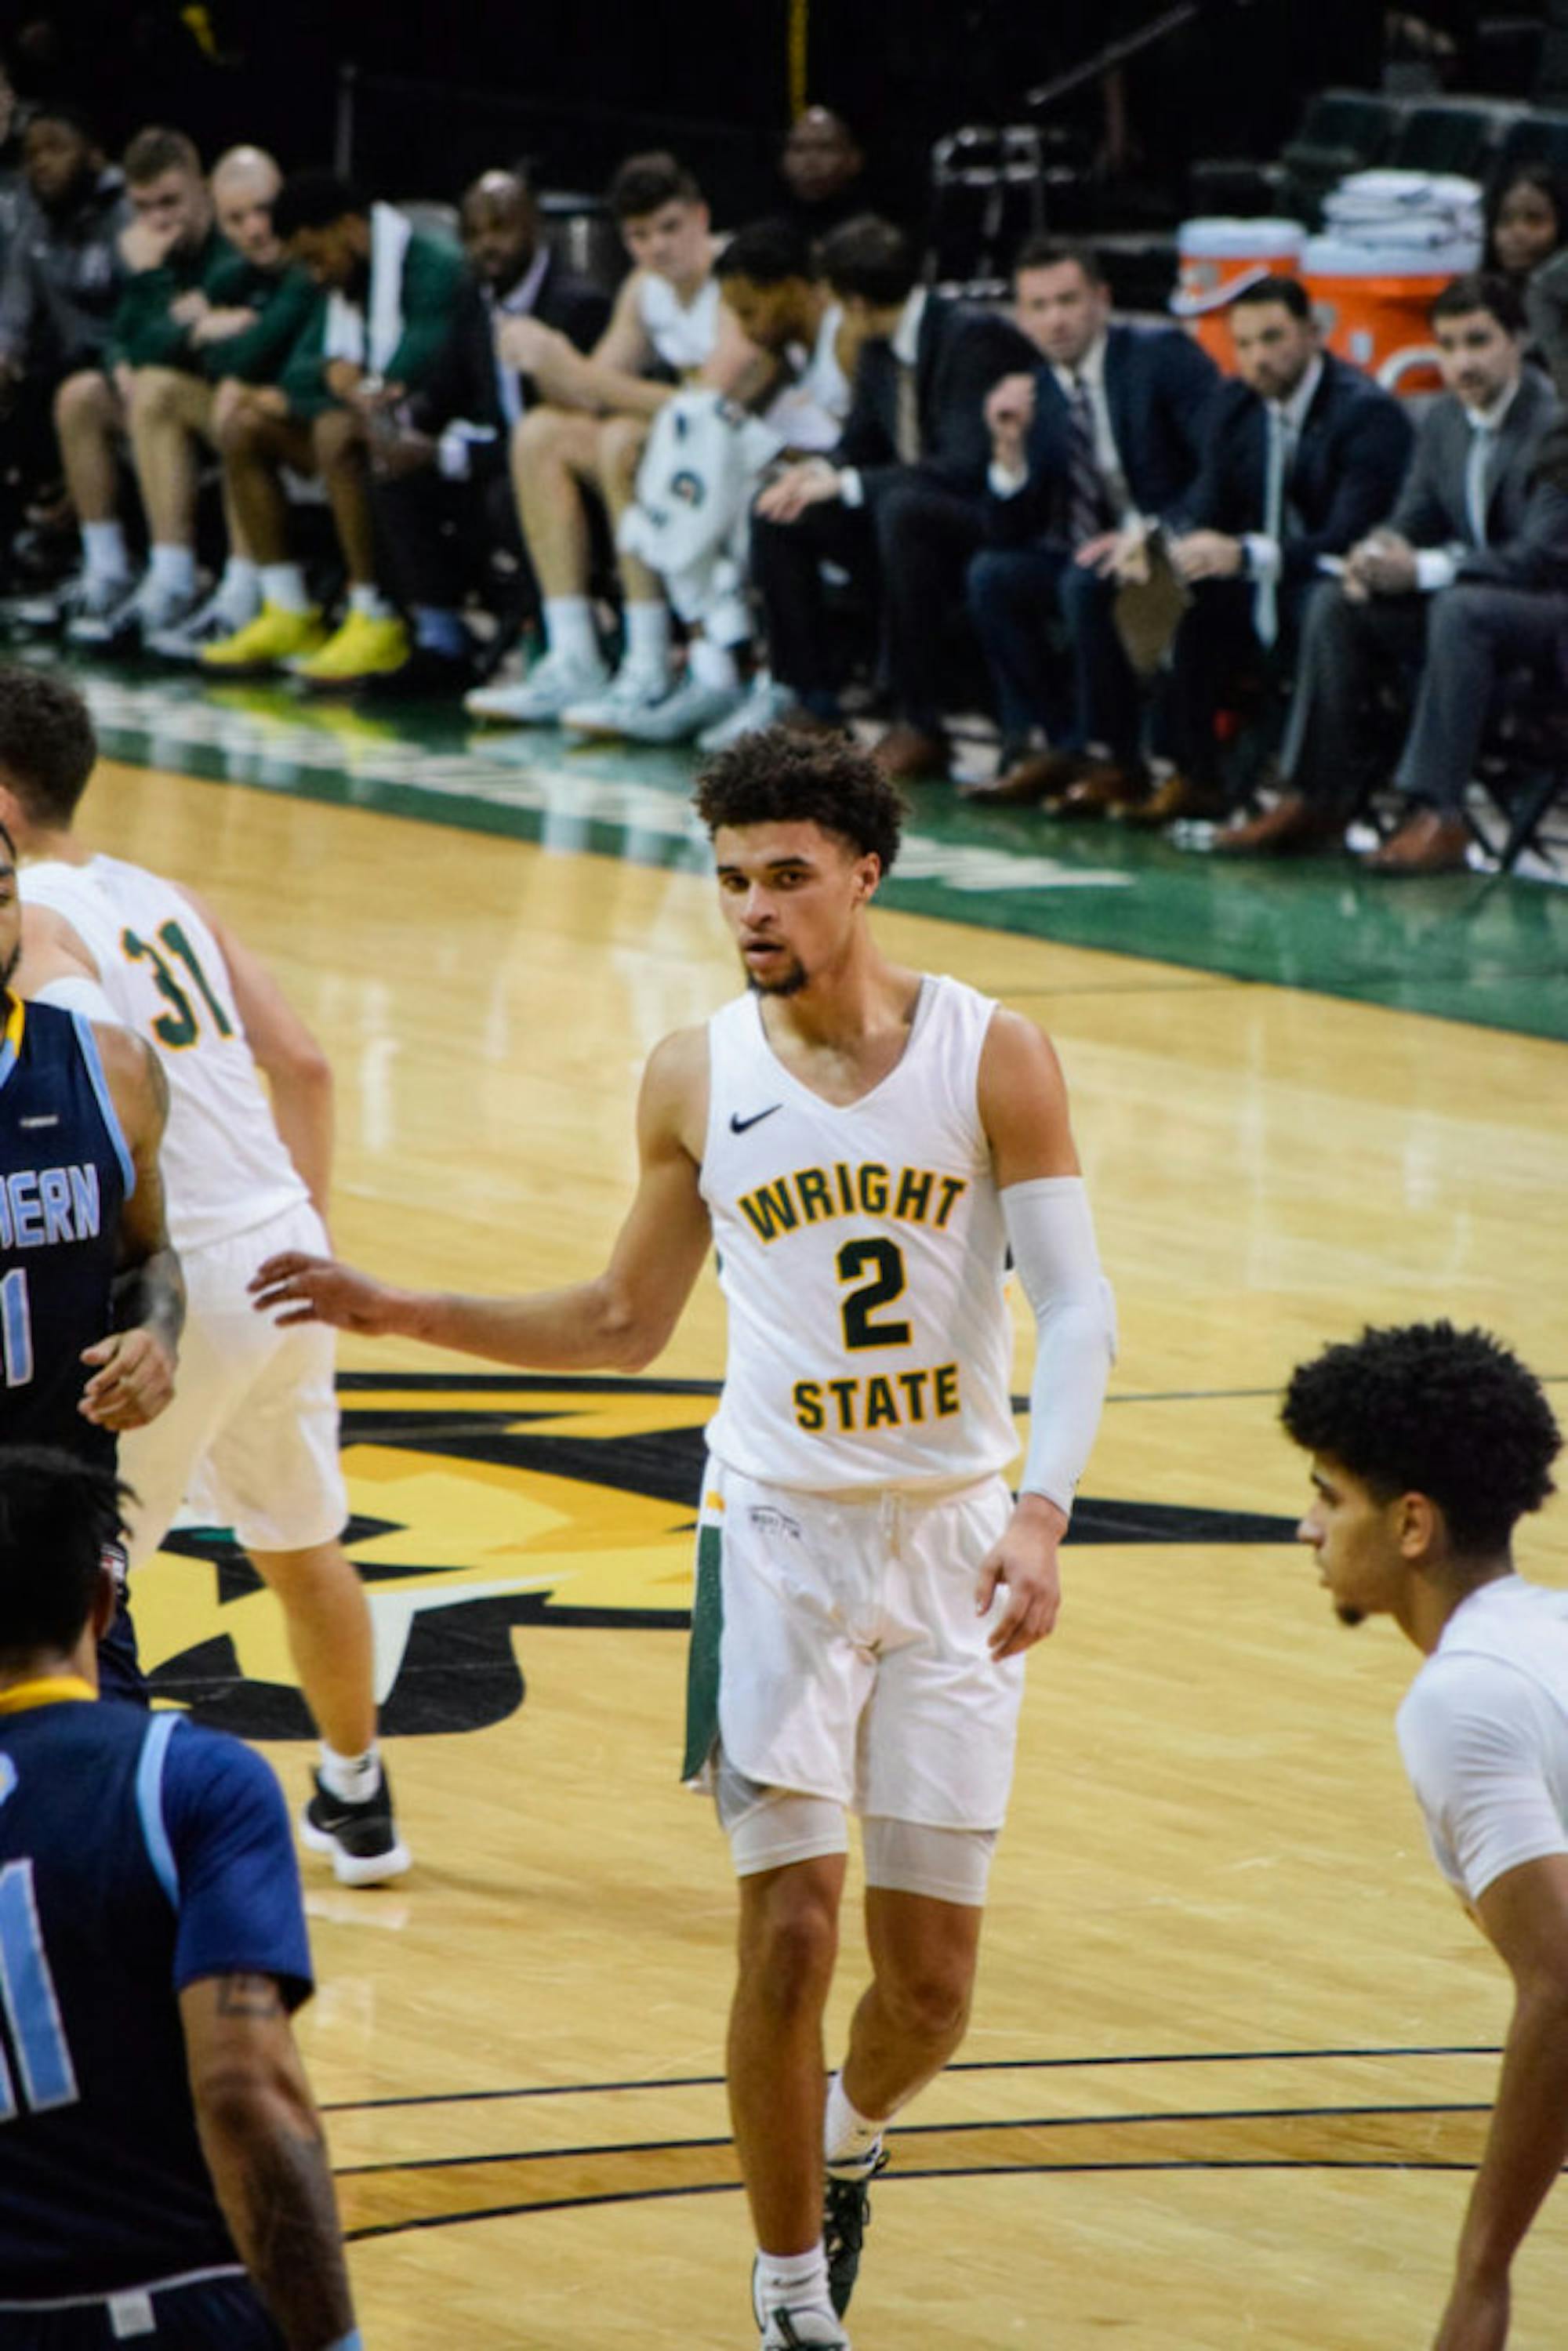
277 228 465 419
107 224 321 385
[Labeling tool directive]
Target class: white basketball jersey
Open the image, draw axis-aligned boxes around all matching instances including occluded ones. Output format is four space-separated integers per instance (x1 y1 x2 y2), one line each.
22 856 308 1254
701 977 1017 1493
764 302 851 454
639 270 722 378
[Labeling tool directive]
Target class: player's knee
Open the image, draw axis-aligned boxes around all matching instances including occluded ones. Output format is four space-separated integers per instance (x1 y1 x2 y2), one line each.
876 1957 973 2047
55 368 111 433
214 391 263 459
744 1878 840 2010
312 408 364 471
128 366 183 426
597 415 647 481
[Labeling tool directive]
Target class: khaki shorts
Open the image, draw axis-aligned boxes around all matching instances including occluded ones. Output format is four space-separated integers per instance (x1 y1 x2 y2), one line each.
683 1458 1024 1831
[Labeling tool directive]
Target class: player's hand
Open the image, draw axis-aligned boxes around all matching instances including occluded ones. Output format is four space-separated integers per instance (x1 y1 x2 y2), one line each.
1347 530 1417 597
1432 2270 1509 2351
973 1492 1065 1659
188 305 260 346
78 1328 176 1429
755 458 841 524
119 217 183 272
249 1250 400 1334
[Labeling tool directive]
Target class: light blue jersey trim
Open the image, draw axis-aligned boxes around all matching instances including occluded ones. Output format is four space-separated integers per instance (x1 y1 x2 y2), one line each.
69 1012 136 1199
135 1714 181 1905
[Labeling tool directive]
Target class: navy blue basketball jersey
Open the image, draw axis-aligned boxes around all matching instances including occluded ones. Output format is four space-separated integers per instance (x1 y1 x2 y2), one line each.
0 996 133 1471
0 1689 313 2308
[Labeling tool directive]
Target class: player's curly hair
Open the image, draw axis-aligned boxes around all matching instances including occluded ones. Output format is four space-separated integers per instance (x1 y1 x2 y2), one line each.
1282 1321 1561 1555
0 1448 127 1657
694 727 905 873
0 663 96 823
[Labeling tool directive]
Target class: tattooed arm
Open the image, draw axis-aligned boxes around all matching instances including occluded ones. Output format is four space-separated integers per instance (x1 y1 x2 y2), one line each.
180 1972 357 2349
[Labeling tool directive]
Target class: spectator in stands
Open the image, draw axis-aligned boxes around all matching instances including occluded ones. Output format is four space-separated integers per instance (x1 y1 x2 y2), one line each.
776 107 873 243
464 151 771 731
1218 274 1563 875
584 215 855 746
0 103 126 558
360 166 611 700
201 169 465 691
1486 165 1567 296
1140 275 1413 827
963 237 1219 811
745 212 1034 778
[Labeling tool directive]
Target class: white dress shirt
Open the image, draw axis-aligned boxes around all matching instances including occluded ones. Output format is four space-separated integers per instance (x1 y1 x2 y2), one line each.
1242 354 1323 586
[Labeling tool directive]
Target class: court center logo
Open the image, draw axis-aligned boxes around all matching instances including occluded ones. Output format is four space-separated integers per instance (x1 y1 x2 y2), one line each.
141 1373 1297 1739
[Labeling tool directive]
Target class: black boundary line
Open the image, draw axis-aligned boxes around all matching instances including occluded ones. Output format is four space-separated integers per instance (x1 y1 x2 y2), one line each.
336 2099 1490 2179
321 2044 1500 2115
331 1372 1568 1403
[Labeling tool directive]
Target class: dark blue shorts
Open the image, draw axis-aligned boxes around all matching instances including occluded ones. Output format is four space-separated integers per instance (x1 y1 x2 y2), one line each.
0 2273 286 2347
96 1544 148 1709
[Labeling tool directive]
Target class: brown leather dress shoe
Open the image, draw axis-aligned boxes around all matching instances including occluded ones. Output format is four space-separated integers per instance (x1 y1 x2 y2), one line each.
961 748 1088 807
870 723 949 781
1117 772 1229 828
1213 793 1343 858
1051 760 1149 818
1364 809 1471 875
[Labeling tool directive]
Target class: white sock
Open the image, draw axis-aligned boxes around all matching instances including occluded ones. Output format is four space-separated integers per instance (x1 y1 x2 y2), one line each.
219 555 260 610
824 2071 885 2171
623 598 671 676
82 520 129 585
148 542 196 595
349 582 396 621
260 561 310 615
689 636 739 692
318 1741 383 1805
543 593 597 666
753 2244 830 2319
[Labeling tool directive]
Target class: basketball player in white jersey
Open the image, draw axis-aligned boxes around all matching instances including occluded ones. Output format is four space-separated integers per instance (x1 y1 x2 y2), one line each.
465 150 775 732
1287 1322 1567 2351
252 729 1116 2349
0 666 408 1888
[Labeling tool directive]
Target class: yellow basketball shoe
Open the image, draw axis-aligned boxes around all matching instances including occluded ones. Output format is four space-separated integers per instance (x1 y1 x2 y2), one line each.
199 601 327 673
291 609 410 690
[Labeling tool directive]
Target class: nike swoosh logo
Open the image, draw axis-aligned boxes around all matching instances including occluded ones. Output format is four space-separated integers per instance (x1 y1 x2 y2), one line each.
730 1105 782 1134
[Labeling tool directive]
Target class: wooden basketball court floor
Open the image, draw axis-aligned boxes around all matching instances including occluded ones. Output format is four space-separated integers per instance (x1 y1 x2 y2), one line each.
85 749 1568 2348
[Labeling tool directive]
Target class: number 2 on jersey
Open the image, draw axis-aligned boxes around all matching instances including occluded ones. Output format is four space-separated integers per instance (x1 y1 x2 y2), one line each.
837 1238 911 1349
121 921 234 1050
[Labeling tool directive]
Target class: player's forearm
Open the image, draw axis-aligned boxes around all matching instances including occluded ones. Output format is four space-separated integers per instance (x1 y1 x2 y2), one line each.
198 2082 356 2348
114 1244 186 1353
566 356 670 416
384 1275 661 1372
268 1062 334 1221
1452 1977 1568 2287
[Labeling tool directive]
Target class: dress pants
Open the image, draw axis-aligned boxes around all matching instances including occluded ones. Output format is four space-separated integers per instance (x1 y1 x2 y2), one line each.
751 475 989 731
1280 581 1428 815
967 543 1141 760
1160 576 1301 790
372 452 532 619
1395 583 1568 812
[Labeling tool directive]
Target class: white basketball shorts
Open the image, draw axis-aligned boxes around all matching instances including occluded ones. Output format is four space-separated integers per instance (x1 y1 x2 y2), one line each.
682 1458 1025 1831
119 1198 347 1562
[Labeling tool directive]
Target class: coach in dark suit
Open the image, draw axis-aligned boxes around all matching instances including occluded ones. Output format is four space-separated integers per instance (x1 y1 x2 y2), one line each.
1142 274 1414 825
1218 274 1561 870
963 238 1219 809
368 169 611 695
748 213 1033 776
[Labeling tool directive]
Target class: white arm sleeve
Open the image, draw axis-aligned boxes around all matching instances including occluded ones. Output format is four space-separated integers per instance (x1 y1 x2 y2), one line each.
32 974 124 1026
1001 1175 1117 1519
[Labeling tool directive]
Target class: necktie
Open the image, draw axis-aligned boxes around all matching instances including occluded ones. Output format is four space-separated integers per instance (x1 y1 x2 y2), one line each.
1465 420 1495 549
1254 405 1294 650
1065 372 1109 546
894 358 920 464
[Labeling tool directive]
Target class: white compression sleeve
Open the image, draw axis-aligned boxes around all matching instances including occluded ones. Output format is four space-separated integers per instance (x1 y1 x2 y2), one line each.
31 974 122 1025
1001 1175 1117 1518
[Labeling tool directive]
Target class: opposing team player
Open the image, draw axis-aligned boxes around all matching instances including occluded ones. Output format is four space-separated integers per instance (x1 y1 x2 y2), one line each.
0 1446 359 2349
0 666 407 1885
0 811 182 1699
252 729 1116 2349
